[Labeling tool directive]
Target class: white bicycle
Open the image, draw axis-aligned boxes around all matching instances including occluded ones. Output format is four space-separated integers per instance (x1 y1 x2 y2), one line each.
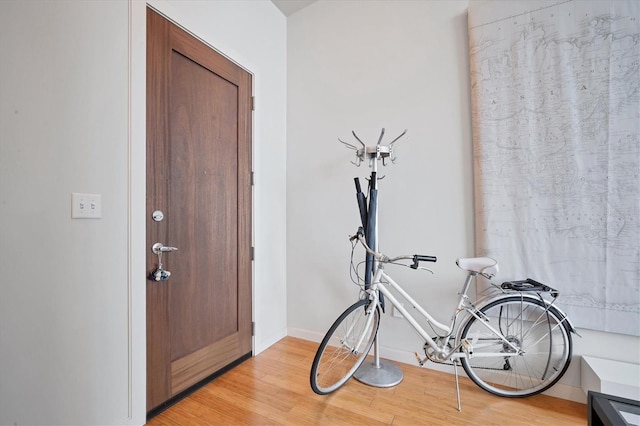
310 227 577 401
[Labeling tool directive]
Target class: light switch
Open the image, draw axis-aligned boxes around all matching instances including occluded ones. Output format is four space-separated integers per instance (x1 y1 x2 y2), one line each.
72 193 102 219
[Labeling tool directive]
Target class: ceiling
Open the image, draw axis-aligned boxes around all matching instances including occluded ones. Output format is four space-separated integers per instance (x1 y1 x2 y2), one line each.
271 0 317 16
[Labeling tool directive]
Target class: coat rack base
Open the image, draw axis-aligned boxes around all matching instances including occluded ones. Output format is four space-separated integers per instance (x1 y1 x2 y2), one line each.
354 358 403 388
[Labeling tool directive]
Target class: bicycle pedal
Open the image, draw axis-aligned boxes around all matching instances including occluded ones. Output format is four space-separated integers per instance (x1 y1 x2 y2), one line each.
414 351 426 366
461 339 473 358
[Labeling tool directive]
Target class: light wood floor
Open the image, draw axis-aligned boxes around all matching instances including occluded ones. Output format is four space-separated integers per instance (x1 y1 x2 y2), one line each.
147 336 587 425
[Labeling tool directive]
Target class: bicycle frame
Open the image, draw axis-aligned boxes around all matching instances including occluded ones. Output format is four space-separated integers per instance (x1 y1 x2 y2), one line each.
365 263 521 362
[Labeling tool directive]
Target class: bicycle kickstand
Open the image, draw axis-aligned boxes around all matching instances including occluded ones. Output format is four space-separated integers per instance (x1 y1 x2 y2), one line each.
453 360 462 412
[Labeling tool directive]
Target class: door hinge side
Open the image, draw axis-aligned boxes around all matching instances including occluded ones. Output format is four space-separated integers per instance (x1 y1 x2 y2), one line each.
251 171 255 186
251 96 255 111
252 321 255 336
251 246 255 261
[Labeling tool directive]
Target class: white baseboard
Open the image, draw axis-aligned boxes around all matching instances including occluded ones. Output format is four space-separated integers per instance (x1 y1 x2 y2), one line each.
287 327 324 343
287 327 586 403
543 381 587 403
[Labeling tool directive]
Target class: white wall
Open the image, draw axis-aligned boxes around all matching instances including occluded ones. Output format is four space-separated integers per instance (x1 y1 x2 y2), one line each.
286 0 639 403
287 0 475 351
0 1 137 424
0 0 287 424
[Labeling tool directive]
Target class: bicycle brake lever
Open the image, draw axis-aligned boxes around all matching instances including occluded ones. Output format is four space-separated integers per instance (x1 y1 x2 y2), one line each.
349 227 365 241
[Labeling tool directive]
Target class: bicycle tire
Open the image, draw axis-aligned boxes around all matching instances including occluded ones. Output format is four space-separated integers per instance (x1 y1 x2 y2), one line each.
310 299 380 395
459 296 572 397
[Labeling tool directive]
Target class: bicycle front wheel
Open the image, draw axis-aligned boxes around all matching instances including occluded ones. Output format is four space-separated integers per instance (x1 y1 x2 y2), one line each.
460 296 572 397
310 299 380 395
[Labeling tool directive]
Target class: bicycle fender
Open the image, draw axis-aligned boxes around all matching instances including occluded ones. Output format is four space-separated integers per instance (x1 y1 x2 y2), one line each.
456 294 580 343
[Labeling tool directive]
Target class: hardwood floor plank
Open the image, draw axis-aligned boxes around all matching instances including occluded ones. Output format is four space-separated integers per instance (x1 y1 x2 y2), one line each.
147 336 587 425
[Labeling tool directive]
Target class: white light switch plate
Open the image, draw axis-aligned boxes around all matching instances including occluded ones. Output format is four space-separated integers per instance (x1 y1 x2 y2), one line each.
71 193 102 219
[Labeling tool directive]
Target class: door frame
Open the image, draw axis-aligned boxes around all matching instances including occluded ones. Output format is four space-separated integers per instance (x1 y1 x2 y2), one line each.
128 1 147 424
128 2 256 423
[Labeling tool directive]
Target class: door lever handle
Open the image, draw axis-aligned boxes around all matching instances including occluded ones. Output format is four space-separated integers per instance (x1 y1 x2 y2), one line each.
152 242 178 254
149 242 178 282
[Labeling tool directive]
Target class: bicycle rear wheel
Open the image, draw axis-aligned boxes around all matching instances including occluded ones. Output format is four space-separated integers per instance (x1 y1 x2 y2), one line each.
310 298 380 395
460 296 572 397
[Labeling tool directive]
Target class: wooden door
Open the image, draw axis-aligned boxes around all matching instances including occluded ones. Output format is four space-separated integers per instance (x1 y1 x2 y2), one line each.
146 8 252 412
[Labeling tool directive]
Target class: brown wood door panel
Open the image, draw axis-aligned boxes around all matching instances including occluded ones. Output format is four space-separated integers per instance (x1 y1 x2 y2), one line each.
146 8 252 412
168 49 239 360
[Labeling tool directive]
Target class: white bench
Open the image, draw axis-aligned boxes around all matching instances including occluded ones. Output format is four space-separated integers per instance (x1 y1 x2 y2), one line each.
581 356 640 401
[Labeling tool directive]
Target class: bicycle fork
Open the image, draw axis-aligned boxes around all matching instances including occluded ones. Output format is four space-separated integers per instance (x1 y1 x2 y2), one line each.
342 299 378 355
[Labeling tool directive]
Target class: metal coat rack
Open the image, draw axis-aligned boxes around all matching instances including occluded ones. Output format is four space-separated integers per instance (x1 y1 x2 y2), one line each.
340 128 407 388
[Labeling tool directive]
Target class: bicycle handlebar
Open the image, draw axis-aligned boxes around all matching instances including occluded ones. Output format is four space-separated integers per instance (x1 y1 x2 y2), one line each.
351 227 437 267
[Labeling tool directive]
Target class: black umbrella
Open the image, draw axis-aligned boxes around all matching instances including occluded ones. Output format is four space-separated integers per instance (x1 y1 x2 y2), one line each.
354 177 368 231
364 172 384 309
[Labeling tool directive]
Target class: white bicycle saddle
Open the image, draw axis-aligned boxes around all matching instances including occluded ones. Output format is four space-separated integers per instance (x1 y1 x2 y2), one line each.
456 257 498 278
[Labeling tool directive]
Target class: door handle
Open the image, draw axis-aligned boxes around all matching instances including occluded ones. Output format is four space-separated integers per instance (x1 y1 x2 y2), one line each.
149 243 178 282
152 242 178 254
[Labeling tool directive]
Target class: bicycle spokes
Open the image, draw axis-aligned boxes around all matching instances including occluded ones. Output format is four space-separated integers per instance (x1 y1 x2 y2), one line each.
460 297 572 397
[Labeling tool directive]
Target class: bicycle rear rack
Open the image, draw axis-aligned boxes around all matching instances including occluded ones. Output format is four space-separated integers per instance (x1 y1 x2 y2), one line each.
501 278 559 298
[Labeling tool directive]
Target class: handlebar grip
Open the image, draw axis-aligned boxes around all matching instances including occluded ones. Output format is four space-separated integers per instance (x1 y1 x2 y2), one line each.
415 255 437 262
354 177 362 193
411 254 437 269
